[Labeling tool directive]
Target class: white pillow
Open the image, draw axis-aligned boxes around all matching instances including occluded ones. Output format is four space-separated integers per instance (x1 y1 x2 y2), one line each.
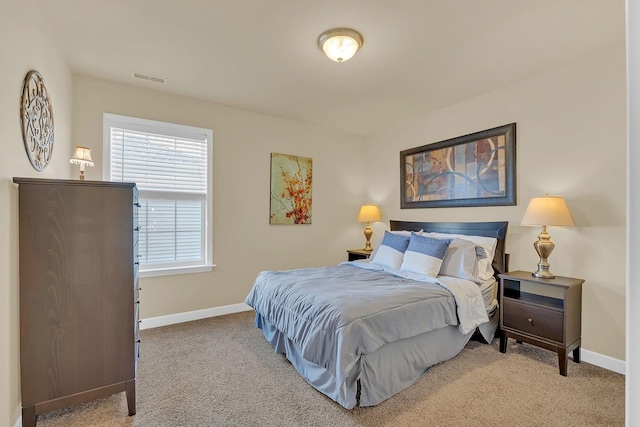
426 232 498 281
370 231 410 269
439 238 480 283
400 233 452 277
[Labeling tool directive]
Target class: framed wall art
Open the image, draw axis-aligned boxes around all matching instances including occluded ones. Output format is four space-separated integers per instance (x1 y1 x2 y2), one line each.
400 123 516 209
270 152 312 224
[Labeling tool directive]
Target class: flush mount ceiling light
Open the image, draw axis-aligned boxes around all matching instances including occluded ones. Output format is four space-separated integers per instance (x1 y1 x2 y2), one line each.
318 28 364 62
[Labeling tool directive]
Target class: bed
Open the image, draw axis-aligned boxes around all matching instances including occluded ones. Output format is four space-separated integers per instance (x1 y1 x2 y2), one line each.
245 220 509 409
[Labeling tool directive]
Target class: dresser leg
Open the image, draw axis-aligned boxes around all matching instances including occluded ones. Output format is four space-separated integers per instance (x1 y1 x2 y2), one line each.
573 346 581 364
126 379 136 416
22 406 36 427
558 349 568 376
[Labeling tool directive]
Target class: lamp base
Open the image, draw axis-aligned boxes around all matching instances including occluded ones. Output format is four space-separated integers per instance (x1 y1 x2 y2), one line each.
532 268 555 279
532 225 556 279
363 222 373 251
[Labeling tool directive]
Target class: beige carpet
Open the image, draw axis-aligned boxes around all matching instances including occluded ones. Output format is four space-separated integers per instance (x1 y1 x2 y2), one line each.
36 311 624 427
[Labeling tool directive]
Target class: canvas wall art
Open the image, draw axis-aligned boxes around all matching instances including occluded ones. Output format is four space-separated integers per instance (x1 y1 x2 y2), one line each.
400 123 516 208
270 153 313 224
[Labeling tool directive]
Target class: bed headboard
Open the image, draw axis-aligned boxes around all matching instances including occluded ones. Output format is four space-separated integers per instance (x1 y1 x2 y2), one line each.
389 220 509 277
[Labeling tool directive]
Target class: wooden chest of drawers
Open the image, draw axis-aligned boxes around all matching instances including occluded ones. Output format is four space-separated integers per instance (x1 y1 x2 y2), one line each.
14 178 139 426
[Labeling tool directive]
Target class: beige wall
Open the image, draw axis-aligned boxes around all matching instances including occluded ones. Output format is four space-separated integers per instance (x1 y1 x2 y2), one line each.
1 1 75 425
364 45 627 360
72 75 367 319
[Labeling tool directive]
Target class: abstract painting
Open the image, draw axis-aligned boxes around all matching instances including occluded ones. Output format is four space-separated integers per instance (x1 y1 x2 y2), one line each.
270 153 313 224
400 123 516 208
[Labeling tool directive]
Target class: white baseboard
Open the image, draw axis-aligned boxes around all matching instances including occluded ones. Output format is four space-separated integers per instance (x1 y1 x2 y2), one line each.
139 303 252 330
581 348 626 375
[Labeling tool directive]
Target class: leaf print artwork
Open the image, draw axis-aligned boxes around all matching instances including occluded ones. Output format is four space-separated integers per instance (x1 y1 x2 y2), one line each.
270 153 312 224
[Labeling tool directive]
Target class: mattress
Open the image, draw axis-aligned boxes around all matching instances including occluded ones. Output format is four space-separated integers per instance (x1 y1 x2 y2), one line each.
479 278 498 313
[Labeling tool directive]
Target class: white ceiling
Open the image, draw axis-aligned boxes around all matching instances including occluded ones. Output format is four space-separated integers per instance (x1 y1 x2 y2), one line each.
37 0 624 136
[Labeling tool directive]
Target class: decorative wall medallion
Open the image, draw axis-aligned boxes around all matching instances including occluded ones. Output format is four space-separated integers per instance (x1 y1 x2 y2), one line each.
20 70 55 171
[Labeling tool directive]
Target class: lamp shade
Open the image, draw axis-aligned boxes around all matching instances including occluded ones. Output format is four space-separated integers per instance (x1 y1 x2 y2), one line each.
70 145 95 180
358 205 382 223
318 28 364 62
521 196 575 227
70 146 94 165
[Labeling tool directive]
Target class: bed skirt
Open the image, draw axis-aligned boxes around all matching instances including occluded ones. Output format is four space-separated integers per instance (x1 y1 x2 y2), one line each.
255 313 478 408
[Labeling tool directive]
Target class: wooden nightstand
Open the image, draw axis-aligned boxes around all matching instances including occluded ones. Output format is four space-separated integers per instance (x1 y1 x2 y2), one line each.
347 249 372 261
498 270 584 376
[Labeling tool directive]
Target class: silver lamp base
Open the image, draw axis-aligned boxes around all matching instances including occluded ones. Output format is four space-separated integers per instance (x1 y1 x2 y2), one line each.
532 225 556 279
532 266 555 279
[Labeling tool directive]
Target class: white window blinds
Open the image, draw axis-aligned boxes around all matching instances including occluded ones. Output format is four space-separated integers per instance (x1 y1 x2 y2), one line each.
109 128 208 193
104 114 213 275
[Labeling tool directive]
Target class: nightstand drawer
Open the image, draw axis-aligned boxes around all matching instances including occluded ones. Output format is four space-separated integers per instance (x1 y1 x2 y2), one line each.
503 299 563 342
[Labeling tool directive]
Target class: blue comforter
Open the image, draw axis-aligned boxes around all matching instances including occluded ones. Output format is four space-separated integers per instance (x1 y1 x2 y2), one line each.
245 264 463 376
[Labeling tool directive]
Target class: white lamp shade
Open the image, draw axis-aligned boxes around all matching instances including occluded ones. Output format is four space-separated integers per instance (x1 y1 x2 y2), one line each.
358 205 382 222
318 28 364 62
521 196 575 227
70 146 94 166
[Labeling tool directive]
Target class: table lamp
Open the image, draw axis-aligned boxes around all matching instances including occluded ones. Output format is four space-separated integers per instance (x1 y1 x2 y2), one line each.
69 146 94 180
358 205 382 251
521 195 575 279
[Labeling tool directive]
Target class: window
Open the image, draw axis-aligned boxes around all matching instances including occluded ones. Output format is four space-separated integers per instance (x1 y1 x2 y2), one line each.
103 113 213 277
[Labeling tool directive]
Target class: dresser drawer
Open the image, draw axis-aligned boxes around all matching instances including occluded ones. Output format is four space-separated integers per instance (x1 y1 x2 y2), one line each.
503 298 563 342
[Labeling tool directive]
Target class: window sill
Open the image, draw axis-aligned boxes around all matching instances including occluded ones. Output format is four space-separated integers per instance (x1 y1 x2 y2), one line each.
140 264 216 278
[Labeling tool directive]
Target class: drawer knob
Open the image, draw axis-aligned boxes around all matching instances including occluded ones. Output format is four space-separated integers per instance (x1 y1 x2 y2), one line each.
527 318 534 325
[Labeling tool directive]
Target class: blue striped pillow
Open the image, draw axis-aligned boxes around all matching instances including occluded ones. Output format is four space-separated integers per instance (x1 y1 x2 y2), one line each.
400 233 452 277
370 231 410 269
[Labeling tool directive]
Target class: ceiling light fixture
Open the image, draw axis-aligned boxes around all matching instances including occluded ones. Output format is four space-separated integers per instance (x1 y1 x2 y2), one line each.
318 28 364 62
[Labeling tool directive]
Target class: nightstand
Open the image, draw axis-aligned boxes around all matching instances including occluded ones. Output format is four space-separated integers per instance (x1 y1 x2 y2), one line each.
347 249 372 261
498 270 584 376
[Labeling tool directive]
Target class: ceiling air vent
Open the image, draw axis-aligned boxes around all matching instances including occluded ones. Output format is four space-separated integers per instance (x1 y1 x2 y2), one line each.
133 72 166 84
